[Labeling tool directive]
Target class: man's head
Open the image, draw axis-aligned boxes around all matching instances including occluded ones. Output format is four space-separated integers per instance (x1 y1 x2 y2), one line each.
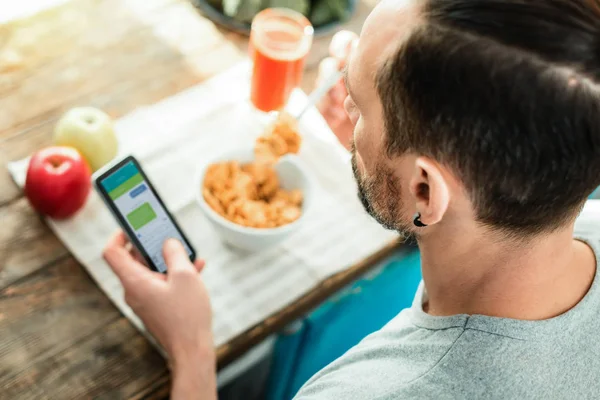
347 0 600 239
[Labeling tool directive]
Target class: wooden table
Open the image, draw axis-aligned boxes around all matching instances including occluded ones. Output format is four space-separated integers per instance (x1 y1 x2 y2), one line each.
0 0 394 398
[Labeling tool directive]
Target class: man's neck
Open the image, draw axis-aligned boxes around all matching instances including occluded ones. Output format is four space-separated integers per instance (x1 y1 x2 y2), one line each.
419 223 596 320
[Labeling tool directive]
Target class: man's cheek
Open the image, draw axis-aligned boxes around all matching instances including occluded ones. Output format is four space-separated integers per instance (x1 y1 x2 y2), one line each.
354 150 366 177
354 125 377 173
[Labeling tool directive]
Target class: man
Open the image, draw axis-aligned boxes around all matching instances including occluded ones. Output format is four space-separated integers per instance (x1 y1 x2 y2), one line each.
103 0 600 398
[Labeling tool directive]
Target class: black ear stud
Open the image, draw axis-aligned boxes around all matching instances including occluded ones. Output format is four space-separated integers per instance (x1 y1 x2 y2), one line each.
413 212 427 227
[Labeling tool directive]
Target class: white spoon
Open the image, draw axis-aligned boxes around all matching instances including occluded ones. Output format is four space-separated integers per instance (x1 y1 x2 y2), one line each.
293 69 343 120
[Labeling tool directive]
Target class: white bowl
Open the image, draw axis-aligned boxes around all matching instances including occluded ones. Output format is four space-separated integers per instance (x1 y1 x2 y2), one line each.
195 147 315 252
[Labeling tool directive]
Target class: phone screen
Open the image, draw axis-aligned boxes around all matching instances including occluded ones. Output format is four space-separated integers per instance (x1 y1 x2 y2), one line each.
98 159 194 273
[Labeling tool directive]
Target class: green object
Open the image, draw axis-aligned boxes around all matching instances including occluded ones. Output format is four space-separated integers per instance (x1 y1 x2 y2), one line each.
108 173 144 200
223 0 263 22
126 203 157 230
206 0 222 8
310 0 349 26
268 0 310 16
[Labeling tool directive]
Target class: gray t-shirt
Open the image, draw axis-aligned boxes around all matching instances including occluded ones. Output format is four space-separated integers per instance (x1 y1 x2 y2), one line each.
295 220 600 399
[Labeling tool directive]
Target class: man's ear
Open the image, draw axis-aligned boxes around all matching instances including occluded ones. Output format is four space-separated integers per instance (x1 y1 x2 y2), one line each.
408 157 450 226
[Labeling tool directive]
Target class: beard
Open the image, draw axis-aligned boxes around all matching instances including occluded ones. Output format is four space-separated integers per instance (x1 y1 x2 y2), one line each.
350 143 415 240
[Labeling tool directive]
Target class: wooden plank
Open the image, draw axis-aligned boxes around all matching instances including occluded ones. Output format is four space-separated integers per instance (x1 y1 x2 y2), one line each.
0 257 122 382
0 0 180 101
0 254 170 399
131 375 170 400
0 317 167 400
0 14 196 139
0 198 68 290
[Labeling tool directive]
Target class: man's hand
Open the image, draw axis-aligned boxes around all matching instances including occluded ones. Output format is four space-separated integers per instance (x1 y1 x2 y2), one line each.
316 30 359 150
103 231 216 400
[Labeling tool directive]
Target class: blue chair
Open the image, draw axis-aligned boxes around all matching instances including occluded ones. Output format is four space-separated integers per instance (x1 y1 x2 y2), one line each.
267 247 422 400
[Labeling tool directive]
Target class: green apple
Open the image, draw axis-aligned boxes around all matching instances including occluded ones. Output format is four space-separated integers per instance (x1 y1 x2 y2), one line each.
54 107 118 172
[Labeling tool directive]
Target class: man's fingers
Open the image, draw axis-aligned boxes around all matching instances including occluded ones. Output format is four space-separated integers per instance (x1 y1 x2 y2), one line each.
103 231 133 282
163 239 195 276
103 243 144 283
330 82 348 104
317 57 339 87
106 230 128 249
329 30 359 65
103 231 155 285
194 259 206 273
316 31 358 109
129 247 147 266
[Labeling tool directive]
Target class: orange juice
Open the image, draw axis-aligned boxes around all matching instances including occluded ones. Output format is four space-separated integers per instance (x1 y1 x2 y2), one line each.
250 8 313 113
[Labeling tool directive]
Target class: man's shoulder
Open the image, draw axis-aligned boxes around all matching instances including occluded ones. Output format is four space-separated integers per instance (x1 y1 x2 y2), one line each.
294 309 465 399
294 306 584 400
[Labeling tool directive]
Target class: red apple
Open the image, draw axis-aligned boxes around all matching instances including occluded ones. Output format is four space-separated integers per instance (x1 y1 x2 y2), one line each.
25 146 92 219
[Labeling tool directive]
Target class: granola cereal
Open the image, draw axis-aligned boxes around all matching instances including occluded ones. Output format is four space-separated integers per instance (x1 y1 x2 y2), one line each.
203 112 304 228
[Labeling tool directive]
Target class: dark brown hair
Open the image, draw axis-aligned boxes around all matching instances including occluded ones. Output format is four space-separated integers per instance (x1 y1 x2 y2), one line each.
377 0 600 234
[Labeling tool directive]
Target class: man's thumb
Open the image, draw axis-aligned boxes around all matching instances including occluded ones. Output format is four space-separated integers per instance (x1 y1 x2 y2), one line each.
162 238 193 274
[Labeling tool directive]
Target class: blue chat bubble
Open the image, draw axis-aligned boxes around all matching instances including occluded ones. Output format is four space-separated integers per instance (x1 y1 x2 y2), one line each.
130 184 148 198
